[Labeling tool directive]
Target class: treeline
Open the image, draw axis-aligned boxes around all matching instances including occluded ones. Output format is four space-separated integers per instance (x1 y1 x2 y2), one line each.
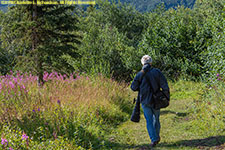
0 0 196 13
114 0 196 12
0 0 224 81
0 5 8 12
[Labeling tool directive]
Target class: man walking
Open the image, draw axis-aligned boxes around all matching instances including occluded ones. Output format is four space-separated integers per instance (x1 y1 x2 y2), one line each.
131 55 170 147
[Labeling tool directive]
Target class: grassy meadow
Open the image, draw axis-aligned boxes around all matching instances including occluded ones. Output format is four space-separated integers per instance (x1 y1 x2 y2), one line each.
0 72 224 150
0 71 133 149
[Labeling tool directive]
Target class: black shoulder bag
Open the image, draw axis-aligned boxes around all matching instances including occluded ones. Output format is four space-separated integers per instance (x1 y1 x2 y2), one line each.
144 69 170 110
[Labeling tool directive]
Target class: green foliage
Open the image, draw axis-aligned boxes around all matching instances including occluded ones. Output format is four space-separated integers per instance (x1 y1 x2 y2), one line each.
136 6 209 79
73 0 151 80
204 29 225 77
195 0 225 77
0 124 85 150
1 0 224 81
78 23 131 79
96 0 149 47
82 0 224 80
69 3 134 80
0 3 81 78
0 10 15 74
0 43 15 74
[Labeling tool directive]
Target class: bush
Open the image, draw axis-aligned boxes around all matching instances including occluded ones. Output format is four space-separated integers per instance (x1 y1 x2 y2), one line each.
136 6 210 79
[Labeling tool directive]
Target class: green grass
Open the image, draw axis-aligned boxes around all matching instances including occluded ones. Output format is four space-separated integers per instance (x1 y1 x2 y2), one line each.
1 73 224 150
104 80 225 150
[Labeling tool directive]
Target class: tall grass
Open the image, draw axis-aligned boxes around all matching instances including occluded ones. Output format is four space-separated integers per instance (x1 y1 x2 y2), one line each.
0 71 133 149
1 71 224 149
190 74 225 136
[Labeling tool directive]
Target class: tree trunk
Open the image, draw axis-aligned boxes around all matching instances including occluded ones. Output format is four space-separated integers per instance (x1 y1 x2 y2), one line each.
32 0 43 86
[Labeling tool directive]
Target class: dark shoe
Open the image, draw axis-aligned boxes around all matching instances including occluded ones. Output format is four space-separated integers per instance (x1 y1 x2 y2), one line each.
150 141 157 147
150 138 160 147
155 137 160 144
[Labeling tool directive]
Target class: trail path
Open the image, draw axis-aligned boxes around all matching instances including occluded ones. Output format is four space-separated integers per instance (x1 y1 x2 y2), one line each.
106 81 225 150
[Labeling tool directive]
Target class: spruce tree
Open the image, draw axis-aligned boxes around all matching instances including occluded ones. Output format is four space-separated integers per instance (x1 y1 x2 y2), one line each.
0 0 81 85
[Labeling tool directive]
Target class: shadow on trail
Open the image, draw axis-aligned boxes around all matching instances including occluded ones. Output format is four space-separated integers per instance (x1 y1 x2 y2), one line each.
105 142 152 150
108 136 225 150
160 110 188 117
142 135 225 150
170 135 225 148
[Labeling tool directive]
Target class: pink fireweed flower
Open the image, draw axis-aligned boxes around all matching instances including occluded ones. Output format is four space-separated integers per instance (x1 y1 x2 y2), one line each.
0 83 2 90
48 73 53 80
69 74 74 80
21 84 25 90
9 147 14 150
6 75 10 79
76 75 80 80
9 81 15 89
16 72 20 78
59 74 63 80
25 77 29 82
43 72 49 81
22 133 29 140
216 73 220 77
13 77 18 84
1 138 8 146
63 74 67 78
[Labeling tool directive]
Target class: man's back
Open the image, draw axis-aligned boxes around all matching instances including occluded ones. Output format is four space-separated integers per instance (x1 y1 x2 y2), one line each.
131 63 169 105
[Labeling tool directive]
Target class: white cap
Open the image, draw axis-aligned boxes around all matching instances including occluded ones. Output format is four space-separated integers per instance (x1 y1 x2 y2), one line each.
141 55 152 65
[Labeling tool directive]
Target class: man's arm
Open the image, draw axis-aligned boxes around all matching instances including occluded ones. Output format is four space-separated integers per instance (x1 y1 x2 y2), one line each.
131 71 144 91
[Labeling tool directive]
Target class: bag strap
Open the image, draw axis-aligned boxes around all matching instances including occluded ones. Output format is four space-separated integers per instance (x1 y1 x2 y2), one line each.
142 68 169 100
141 68 154 93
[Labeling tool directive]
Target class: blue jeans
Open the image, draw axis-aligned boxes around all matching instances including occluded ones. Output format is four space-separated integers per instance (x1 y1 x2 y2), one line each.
142 103 160 142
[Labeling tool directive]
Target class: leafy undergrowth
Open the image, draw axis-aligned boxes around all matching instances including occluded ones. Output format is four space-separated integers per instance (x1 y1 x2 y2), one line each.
0 72 133 149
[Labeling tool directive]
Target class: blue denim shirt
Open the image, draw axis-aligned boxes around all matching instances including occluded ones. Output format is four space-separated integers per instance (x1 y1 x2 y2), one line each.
131 63 170 105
